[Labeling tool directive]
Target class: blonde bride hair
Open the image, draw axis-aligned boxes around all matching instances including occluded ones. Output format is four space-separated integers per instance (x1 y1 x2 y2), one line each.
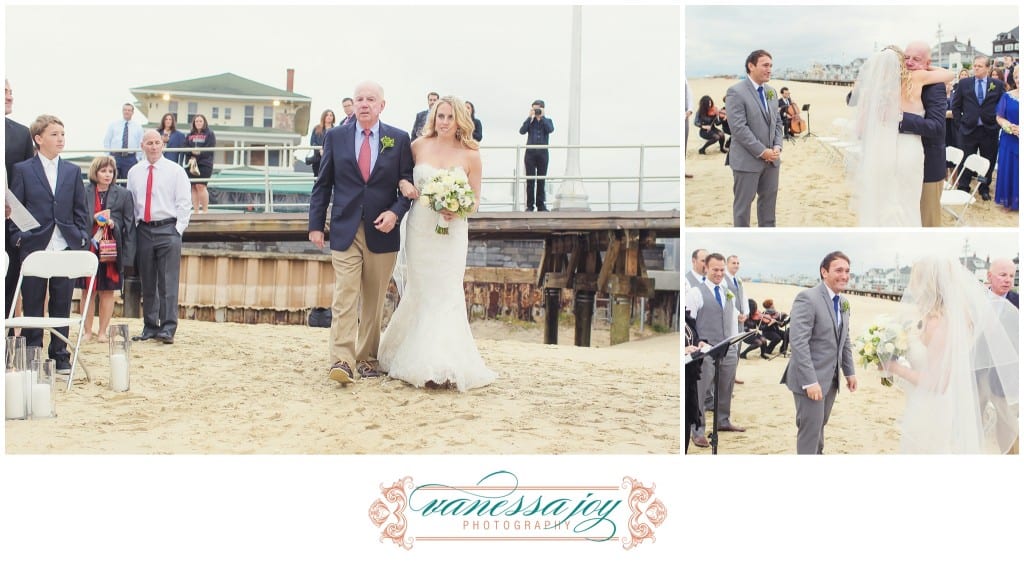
418 95 479 150
883 44 913 98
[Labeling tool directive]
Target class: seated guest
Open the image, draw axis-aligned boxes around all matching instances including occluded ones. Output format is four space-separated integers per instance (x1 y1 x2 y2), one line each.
695 95 727 154
739 298 770 360
761 298 790 356
684 309 705 453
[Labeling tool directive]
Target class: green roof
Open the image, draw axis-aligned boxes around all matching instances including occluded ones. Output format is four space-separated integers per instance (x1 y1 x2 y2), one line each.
131 73 310 101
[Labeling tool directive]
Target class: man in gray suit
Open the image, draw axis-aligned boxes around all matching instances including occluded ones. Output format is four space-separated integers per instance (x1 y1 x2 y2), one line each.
686 252 745 448
685 248 707 288
725 49 785 227
725 254 748 331
781 251 857 454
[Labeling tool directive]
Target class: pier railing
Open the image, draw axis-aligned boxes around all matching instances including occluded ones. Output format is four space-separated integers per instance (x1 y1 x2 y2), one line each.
62 143 680 213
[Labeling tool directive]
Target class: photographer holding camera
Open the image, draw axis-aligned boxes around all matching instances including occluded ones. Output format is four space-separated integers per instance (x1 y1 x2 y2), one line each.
518 99 554 211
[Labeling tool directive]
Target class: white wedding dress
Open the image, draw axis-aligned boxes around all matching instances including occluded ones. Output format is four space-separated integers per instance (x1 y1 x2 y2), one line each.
851 49 924 227
895 258 1019 454
378 164 497 391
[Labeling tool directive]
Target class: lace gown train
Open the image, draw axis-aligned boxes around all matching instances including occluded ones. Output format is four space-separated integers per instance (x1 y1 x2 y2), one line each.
378 164 497 391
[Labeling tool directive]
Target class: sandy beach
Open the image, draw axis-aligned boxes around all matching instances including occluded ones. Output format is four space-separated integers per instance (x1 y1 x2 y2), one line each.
687 282 911 455
685 77 1019 228
4 319 679 454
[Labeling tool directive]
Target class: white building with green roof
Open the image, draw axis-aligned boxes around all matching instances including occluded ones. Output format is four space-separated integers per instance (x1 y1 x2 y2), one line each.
130 71 312 168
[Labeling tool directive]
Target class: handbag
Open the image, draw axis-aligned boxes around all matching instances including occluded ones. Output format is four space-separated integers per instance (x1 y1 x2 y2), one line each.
98 226 117 263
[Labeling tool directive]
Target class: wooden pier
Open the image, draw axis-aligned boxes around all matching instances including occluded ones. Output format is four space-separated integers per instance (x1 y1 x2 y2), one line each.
177 211 680 346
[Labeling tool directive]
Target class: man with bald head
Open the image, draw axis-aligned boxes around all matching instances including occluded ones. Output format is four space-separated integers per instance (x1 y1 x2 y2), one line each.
309 81 413 384
127 130 192 344
685 248 708 289
898 40 947 226
983 258 1019 453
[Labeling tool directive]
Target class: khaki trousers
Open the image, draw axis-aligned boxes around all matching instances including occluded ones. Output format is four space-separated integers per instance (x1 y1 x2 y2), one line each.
330 224 397 367
920 180 943 227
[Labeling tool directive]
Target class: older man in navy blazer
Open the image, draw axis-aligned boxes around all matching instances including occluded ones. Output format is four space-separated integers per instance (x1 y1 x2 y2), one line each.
308 81 413 385
951 55 1004 200
898 41 948 227
8 115 90 374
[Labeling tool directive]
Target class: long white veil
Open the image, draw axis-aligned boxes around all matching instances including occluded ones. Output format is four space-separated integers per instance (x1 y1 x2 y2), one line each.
896 257 1018 453
848 48 903 226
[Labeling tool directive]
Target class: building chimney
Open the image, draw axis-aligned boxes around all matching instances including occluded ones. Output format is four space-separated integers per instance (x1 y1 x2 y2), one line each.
286 68 294 93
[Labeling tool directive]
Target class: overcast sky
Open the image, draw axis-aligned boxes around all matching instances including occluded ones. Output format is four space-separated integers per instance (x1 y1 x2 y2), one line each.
686 4 1020 77
4 3 679 193
684 230 1019 279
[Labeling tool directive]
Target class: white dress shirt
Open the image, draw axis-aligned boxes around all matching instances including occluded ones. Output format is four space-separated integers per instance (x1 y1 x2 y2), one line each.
38 154 70 251
126 156 193 235
685 278 738 339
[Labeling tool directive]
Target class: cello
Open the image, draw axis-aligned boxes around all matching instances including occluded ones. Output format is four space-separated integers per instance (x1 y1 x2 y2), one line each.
787 102 806 135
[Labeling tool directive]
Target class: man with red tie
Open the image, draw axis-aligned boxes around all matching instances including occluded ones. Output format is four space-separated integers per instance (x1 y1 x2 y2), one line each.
126 130 191 344
308 81 413 384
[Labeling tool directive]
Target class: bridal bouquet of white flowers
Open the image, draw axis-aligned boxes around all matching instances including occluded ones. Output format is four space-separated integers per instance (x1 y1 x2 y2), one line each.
418 167 475 235
854 316 908 387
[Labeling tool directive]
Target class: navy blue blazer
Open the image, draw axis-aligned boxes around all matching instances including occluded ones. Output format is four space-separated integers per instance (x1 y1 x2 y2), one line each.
898 82 948 183
307 121 413 253
8 157 90 258
951 76 1005 136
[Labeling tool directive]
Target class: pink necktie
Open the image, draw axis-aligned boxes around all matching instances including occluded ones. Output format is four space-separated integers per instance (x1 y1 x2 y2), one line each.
144 165 154 222
359 129 371 182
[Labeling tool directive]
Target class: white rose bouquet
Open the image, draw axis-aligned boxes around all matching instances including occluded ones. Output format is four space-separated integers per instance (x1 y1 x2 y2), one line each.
418 167 475 235
854 315 909 387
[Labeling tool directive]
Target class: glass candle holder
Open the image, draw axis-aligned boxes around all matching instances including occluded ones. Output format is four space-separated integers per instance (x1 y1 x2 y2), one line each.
5 336 28 420
108 324 131 392
30 359 56 419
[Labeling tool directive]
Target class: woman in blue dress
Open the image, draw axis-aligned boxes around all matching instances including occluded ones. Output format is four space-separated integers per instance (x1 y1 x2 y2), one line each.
995 66 1019 211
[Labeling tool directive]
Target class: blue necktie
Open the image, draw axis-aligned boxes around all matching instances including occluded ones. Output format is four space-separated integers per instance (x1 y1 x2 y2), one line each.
715 286 723 307
757 85 768 113
832 295 840 326
976 79 985 104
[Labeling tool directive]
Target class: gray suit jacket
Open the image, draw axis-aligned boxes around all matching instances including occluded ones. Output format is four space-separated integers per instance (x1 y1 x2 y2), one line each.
725 78 785 173
781 283 855 394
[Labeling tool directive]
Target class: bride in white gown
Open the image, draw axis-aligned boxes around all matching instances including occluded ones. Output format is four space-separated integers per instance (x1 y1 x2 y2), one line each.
883 257 1018 453
850 46 953 226
378 96 497 391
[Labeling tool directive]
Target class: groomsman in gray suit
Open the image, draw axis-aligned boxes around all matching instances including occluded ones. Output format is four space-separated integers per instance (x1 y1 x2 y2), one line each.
781 251 858 454
725 255 748 331
685 248 707 288
725 49 785 227
686 252 745 448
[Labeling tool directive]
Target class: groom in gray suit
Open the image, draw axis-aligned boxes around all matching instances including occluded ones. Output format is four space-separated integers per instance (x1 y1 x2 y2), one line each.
781 251 858 454
725 50 785 227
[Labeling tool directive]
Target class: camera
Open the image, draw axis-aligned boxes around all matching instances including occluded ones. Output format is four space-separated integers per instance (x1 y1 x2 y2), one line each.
534 108 543 116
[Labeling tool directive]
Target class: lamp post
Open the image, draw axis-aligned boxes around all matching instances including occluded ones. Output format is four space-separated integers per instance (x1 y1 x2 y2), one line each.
554 5 589 211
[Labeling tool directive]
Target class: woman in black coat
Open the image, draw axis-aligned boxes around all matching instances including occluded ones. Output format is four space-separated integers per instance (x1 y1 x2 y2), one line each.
77 156 135 341
684 310 705 452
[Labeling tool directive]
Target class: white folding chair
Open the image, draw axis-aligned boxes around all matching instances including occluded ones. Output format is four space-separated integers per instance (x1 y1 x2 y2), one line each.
940 153 991 226
6 250 99 391
942 146 965 191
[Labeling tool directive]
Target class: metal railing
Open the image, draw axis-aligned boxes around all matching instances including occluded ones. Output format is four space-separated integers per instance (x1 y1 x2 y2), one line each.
62 143 680 213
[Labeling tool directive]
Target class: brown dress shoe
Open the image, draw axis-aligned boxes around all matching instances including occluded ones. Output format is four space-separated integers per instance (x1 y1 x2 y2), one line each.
329 362 355 385
718 424 746 432
691 435 710 448
357 360 381 378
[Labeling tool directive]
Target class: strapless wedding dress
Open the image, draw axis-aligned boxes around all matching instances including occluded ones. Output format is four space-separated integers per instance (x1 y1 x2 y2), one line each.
378 164 497 391
896 340 953 453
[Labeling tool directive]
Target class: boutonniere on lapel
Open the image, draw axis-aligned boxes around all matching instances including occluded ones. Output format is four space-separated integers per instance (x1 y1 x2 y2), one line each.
988 81 996 93
725 289 735 301
840 300 850 314
380 136 395 153
766 89 776 101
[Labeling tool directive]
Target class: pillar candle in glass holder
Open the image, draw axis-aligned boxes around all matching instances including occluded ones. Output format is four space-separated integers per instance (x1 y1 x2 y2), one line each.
31 359 56 419
5 370 28 420
110 354 130 392
5 336 28 420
